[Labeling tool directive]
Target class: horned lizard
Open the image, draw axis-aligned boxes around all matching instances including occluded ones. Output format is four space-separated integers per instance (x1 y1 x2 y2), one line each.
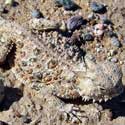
0 17 124 123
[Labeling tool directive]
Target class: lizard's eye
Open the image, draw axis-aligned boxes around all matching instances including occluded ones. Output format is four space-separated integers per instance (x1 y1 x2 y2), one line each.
100 87 105 91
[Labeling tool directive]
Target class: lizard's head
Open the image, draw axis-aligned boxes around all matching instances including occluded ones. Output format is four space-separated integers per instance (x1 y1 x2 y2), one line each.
54 55 124 103
77 59 124 102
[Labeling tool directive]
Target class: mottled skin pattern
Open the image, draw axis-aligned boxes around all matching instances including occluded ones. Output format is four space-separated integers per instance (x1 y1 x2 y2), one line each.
29 18 60 31
0 17 124 123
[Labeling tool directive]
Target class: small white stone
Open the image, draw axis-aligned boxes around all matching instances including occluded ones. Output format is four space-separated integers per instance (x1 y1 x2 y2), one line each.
88 13 95 20
110 49 116 56
119 61 123 65
96 48 101 53
94 29 104 36
111 58 118 63
5 0 14 5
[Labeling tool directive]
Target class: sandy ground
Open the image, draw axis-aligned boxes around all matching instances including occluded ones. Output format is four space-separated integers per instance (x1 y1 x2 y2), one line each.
0 0 125 125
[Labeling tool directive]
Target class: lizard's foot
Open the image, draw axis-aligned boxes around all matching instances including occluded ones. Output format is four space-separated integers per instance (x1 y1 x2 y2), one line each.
59 103 102 124
60 104 85 123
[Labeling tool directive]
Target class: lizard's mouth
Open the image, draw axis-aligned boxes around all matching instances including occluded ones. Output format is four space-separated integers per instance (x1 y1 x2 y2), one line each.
77 72 124 102
0 43 16 70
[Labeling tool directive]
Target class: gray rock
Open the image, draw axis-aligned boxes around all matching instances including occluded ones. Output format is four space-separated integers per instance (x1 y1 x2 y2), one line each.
90 2 106 13
31 9 42 18
54 0 78 10
67 16 85 31
87 13 96 20
83 33 94 41
111 37 120 47
102 19 113 25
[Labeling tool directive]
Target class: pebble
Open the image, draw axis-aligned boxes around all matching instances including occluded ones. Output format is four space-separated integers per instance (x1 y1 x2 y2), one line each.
102 19 113 25
83 33 94 41
90 2 106 13
107 56 112 61
119 61 123 65
108 49 117 57
87 13 96 21
94 29 104 37
107 31 117 38
96 43 101 48
5 0 14 5
96 47 102 53
94 23 104 37
33 72 43 79
59 21 67 32
95 23 104 30
22 115 31 124
54 0 77 10
67 46 75 57
67 15 85 31
31 9 43 18
111 58 118 63
54 0 63 7
111 37 120 47
99 14 107 21
95 44 103 53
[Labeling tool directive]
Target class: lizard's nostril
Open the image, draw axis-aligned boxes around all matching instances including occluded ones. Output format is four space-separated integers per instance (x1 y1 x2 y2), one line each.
0 43 16 70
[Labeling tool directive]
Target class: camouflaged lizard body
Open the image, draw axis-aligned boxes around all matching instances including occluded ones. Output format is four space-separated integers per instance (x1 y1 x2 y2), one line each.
0 17 123 103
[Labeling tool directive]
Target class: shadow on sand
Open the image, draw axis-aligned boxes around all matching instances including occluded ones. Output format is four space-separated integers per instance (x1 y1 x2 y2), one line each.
101 90 125 119
0 86 23 111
